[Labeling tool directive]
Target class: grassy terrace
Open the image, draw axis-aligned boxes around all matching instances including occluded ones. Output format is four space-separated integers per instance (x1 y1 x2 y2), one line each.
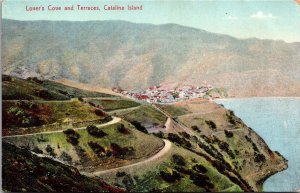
2 75 114 101
86 98 140 111
2 100 111 135
156 104 190 117
3 120 164 172
113 105 168 128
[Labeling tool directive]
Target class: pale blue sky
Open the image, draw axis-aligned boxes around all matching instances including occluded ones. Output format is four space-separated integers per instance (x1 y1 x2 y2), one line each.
3 0 300 42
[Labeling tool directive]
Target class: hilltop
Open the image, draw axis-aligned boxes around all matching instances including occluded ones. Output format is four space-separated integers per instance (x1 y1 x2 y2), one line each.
3 19 300 97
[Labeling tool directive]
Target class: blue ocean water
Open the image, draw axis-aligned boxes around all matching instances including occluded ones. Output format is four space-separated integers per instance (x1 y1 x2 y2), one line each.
215 98 300 192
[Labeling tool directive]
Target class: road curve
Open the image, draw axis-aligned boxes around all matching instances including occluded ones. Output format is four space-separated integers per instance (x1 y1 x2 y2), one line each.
2 116 121 138
89 139 172 176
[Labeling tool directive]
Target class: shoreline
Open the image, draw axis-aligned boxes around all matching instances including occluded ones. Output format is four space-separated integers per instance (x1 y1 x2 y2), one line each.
214 96 300 101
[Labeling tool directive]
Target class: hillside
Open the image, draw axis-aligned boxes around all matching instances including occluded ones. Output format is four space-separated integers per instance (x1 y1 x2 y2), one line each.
2 142 124 192
2 76 287 192
3 19 300 97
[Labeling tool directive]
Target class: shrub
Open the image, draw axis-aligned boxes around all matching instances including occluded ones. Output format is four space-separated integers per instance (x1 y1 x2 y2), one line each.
192 164 208 173
179 131 191 139
191 125 200 132
254 152 266 163
174 166 193 175
60 151 72 162
63 129 80 145
116 171 127 177
224 130 234 138
111 143 135 158
168 133 192 148
86 125 108 138
117 124 131 134
160 170 182 183
88 141 106 156
172 154 186 166
153 131 164 138
45 145 56 157
130 121 148 134
94 109 106 116
205 120 217 130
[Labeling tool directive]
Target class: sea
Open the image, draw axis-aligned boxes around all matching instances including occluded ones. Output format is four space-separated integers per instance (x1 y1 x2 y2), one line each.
215 97 300 192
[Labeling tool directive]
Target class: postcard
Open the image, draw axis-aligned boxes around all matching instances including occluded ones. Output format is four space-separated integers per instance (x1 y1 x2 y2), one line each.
2 0 300 192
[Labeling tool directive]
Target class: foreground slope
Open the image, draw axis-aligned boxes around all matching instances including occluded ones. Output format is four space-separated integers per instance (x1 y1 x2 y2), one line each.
2 142 125 192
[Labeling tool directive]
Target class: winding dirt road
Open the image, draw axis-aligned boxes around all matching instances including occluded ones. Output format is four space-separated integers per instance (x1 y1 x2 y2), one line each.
89 139 172 176
2 116 121 138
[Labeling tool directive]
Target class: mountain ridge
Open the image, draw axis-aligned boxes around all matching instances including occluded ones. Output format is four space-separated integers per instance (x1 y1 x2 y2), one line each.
3 19 300 97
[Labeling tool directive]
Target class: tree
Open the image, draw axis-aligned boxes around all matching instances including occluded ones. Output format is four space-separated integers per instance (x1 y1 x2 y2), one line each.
172 154 186 166
86 125 108 138
130 121 148 134
224 130 234 138
117 124 131 134
63 129 80 145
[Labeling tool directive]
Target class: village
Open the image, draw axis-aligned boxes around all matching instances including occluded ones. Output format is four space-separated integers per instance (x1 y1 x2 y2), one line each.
112 84 214 104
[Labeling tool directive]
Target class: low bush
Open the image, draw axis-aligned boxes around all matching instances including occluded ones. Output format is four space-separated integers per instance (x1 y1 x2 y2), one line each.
192 164 208 173
130 121 148 134
63 129 80 145
86 125 108 138
172 154 186 166
117 124 131 134
45 145 56 157
160 170 182 183
88 141 106 156
224 130 234 138
205 120 217 130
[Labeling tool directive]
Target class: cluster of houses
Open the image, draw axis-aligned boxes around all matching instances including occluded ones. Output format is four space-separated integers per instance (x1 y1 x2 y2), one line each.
112 84 214 104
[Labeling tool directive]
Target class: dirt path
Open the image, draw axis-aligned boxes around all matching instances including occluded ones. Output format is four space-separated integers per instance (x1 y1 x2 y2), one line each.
89 139 172 176
108 106 141 114
2 117 121 138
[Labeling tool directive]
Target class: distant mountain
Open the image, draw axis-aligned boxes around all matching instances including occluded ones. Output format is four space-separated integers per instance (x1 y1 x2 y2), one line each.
3 19 300 97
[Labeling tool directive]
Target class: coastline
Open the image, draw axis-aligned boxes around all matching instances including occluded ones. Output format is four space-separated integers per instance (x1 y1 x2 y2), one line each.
214 96 300 101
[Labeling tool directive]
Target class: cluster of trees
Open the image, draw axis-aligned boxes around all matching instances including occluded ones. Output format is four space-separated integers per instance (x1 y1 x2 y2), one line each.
167 133 192 148
205 120 217 130
191 125 201 132
117 124 131 134
63 129 80 145
87 140 135 159
88 141 106 157
153 131 164 138
224 130 234 138
130 121 148 134
172 154 186 166
111 143 135 159
216 140 235 159
160 170 182 183
178 132 190 139
164 153 214 191
86 125 108 138
254 152 266 163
